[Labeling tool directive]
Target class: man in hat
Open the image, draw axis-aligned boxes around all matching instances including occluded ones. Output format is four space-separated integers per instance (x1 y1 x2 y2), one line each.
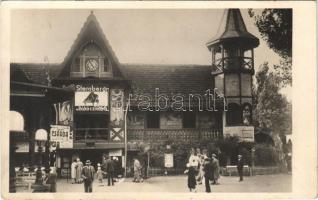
82 160 95 192
203 157 213 193
237 155 244 182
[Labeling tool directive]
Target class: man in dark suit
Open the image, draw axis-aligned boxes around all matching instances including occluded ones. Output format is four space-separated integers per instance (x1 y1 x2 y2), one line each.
237 155 244 182
81 160 95 193
203 157 213 193
104 156 115 186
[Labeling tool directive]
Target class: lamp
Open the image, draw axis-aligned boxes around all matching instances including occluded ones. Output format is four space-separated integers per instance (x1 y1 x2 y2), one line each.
35 129 48 166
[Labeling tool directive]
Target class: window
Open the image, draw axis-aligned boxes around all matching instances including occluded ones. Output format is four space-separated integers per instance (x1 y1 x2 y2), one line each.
103 58 110 72
146 112 160 129
74 114 109 140
226 103 242 125
182 112 196 128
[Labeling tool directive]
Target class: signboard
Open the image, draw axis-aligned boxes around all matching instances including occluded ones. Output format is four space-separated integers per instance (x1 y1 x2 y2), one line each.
223 126 254 142
50 125 73 148
75 85 109 112
164 153 174 168
109 149 122 156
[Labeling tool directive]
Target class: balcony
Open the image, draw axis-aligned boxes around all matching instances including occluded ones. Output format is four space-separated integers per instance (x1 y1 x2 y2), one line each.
74 128 109 142
212 57 254 75
127 128 222 142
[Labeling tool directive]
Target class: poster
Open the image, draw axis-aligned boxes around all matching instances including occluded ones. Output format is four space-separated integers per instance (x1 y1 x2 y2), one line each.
164 153 174 168
75 84 109 111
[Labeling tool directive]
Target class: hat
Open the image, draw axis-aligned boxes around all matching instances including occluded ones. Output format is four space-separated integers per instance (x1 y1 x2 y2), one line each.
85 160 91 165
238 155 242 157
212 154 216 158
205 157 211 161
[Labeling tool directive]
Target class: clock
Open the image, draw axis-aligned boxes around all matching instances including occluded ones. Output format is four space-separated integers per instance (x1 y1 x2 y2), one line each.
85 58 99 72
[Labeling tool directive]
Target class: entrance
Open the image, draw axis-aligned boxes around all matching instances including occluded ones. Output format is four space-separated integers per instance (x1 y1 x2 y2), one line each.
79 149 105 167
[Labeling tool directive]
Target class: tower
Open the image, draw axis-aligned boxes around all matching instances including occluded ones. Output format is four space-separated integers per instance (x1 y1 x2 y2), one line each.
206 9 259 140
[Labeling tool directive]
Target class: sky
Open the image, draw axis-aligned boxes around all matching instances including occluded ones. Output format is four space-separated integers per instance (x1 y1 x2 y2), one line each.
10 9 291 99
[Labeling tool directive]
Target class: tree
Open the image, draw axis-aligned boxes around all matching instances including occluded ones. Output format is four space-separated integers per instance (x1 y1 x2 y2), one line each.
253 62 292 137
249 9 292 86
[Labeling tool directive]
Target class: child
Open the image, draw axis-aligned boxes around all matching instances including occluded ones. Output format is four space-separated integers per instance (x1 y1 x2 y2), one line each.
96 163 106 183
184 163 197 192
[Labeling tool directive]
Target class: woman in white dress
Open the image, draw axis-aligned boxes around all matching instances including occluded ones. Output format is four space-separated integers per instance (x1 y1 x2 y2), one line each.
71 159 77 184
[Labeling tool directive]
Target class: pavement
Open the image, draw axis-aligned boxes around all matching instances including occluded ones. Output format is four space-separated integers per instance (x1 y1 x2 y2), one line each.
55 173 291 193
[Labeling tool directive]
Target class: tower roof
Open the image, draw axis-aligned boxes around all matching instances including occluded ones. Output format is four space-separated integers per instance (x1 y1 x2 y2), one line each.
206 9 259 50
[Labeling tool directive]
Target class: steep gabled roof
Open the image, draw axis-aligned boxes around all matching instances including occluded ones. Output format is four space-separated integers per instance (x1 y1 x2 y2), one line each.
55 11 124 79
206 9 259 50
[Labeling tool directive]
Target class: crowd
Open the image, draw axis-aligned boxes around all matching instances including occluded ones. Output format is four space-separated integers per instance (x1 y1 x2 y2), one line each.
70 156 143 193
184 148 245 193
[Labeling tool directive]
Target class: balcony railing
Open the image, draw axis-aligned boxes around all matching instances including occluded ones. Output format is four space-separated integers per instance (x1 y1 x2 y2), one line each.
127 128 222 142
74 128 108 141
212 57 253 74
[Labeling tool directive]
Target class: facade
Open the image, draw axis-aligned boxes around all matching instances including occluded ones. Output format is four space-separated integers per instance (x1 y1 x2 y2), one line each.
10 9 259 177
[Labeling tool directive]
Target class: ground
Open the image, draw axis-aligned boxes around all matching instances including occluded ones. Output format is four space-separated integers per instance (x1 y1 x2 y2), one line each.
53 174 291 193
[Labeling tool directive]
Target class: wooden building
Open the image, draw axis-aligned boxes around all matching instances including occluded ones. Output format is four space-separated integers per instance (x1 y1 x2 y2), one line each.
10 9 259 176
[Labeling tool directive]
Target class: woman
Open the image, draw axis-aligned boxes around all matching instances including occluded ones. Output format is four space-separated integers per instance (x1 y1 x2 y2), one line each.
71 159 77 184
185 163 197 192
75 158 83 183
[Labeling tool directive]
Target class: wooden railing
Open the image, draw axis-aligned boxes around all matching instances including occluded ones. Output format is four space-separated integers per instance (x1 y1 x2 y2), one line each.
127 128 222 141
74 128 108 141
212 57 253 74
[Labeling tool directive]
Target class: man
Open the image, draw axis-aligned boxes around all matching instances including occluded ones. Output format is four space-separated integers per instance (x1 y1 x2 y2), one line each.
237 155 244 182
203 157 213 193
81 160 95 192
104 156 115 186
211 154 220 185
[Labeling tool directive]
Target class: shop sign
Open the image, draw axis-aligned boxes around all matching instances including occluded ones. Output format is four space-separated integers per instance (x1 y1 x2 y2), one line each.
164 153 174 168
109 149 122 156
75 85 109 112
50 125 73 149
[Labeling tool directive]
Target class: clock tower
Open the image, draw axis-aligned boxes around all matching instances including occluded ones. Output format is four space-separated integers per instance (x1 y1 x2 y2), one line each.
206 9 259 141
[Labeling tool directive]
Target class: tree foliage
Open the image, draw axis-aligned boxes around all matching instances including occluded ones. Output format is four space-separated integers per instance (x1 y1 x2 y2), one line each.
249 9 292 86
253 62 292 137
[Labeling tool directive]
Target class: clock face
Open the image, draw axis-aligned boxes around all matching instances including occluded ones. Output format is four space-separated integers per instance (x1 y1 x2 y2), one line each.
86 58 99 72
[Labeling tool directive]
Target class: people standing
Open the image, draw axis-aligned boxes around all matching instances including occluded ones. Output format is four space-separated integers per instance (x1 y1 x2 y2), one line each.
133 158 141 183
81 160 95 193
203 157 213 193
104 156 115 186
211 154 220 185
71 159 77 184
237 154 244 182
76 158 83 183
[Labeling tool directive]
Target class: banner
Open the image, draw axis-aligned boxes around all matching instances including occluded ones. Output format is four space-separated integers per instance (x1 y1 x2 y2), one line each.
53 101 73 125
109 89 125 142
75 84 109 112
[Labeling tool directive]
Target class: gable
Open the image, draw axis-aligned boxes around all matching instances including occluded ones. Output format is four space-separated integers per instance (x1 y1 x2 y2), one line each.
55 12 124 80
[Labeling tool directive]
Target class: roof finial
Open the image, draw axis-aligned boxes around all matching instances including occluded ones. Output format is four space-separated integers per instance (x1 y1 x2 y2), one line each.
90 10 94 15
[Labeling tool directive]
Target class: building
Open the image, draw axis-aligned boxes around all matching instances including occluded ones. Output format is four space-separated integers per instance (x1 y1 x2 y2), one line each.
10 9 259 176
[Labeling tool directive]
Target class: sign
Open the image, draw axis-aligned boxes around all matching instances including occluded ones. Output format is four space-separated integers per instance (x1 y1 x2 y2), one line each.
50 125 73 148
53 101 73 125
75 85 109 112
164 153 174 168
109 149 122 156
223 126 254 142
50 125 70 142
